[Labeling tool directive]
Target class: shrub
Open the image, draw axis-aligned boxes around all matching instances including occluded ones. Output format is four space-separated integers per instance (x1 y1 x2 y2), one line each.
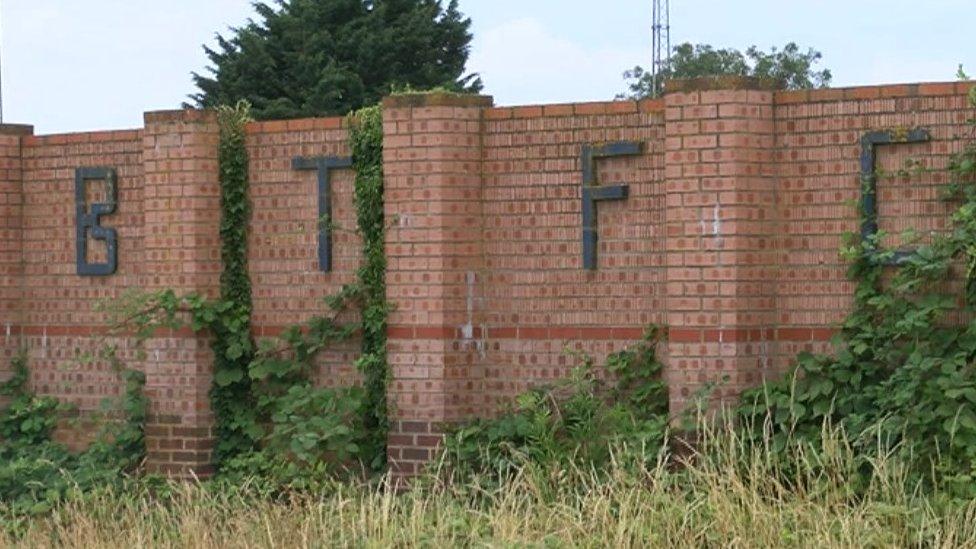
440 328 670 487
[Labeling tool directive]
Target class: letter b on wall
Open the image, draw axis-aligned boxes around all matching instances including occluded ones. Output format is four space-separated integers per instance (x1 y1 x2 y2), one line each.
75 167 118 276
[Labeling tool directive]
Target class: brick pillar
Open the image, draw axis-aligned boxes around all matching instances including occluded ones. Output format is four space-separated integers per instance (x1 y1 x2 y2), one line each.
382 93 492 476
663 77 778 413
0 124 31 394
141 110 221 476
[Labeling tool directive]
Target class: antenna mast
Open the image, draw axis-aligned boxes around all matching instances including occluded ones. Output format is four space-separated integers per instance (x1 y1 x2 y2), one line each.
0 0 4 124
651 0 671 98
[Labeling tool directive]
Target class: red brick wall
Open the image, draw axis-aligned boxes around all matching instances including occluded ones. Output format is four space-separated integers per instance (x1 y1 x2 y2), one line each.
3 111 225 475
1 78 973 476
246 117 361 389
662 84 780 410
140 110 222 475
0 124 31 405
382 94 492 475
480 99 666 407
18 127 145 452
770 83 972 371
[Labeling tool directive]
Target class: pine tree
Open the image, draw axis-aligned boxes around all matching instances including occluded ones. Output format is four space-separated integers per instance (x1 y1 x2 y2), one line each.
190 0 481 119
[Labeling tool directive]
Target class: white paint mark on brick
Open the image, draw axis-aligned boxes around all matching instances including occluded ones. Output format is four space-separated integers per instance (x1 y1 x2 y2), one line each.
461 271 475 340
712 203 721 237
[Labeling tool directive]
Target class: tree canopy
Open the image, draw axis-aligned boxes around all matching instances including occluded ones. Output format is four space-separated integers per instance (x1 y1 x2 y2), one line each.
621 42 832 99
189 0 482 120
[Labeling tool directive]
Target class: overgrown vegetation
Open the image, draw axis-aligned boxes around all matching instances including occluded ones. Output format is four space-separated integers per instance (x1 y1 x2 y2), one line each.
347 105 389 464
738 83 976 498
0 347 147 533
210 101 260 464
7 422 976 547
440 328 669 488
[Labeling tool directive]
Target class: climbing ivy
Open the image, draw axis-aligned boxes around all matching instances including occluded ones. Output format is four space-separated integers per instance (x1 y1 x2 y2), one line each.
210 101 259 464
0 349 29 399
92 103 391 477
348 105 389 465
739 82 976 497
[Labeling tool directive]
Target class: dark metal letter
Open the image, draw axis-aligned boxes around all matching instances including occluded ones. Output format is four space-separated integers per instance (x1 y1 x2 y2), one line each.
292 156 353 272
581 141 642 270
75 167 118 276
859 128 931 265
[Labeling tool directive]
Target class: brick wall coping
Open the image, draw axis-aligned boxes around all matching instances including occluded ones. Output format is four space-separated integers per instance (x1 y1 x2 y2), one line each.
0 124 34 136
246 116 347 133
776 80 974 104
22 129 142 146
381 92 494 109
143 109 216 124
13 79 972 144
665 76 782 93
485 98 664 120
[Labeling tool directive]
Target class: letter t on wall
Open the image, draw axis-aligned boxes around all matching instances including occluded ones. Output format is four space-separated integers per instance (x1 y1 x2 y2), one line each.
293 156 353 273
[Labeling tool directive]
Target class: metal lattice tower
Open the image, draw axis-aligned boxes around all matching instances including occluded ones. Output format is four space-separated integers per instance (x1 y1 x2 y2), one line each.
0 0 5 124
651 0 671 98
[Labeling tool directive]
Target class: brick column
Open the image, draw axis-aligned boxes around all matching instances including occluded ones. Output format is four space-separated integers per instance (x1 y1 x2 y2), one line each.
141 110 221 476
382 93 492 476
0 124 31 395
663 77 779 413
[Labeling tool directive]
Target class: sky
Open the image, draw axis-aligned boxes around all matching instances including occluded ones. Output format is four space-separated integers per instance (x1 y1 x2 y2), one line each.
1 0 973 134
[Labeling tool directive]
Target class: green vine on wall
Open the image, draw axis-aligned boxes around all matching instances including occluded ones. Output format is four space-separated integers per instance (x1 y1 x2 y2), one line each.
210 101 259 464
92 103 391 477
348 105 389 465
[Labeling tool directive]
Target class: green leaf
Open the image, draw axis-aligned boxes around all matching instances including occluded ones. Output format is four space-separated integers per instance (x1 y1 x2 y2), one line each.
214 368 244 387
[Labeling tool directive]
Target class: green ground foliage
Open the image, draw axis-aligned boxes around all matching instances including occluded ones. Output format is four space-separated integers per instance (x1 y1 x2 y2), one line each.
7 425 976 547
0 348 147 533
439 328 669 488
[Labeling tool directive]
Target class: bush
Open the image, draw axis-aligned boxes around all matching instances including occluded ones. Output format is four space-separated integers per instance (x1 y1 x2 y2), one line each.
0 350 147 531
440 328 670 487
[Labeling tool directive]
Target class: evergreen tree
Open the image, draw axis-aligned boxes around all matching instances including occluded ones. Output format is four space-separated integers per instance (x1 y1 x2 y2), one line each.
190 0 482 119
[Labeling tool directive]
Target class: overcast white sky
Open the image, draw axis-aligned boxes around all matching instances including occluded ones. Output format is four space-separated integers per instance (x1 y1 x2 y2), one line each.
2 0 973 134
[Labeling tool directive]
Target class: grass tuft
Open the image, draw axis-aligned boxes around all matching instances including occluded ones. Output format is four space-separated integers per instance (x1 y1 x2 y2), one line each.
6 415 976 548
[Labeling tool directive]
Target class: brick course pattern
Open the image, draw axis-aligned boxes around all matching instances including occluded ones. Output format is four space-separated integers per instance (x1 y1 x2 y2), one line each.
0 78 973 476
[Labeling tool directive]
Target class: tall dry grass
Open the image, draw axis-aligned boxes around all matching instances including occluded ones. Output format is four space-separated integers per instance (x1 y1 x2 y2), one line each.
5 418 976 548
